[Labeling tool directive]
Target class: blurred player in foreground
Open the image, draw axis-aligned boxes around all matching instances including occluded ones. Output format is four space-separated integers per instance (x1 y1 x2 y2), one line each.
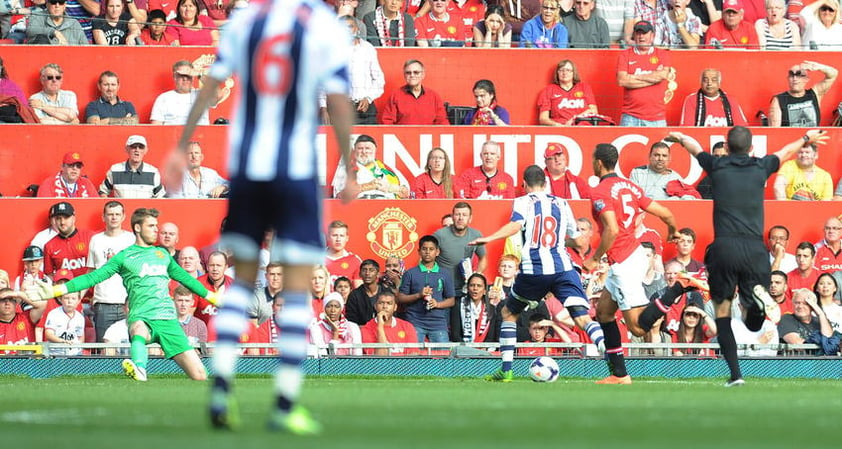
167 0 356 434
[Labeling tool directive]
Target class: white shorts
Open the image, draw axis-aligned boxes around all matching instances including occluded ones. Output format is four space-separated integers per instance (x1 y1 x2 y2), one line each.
604 245 649 311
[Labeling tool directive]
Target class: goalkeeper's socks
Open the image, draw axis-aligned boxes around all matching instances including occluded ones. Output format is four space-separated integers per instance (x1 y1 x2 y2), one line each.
273 290 310 406
599 320 627 377
130 334 148 369
500 321 516 372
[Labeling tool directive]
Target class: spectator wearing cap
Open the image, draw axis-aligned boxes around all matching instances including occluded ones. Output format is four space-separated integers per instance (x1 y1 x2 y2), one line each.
456 141 516 199
43 202 96 280
29 204 61 251
150 60 222 125
99 135 166 198
85 70 138 125
14 246 51 300
29 63 80 125
379 59 448 125
0 288 47 354
35 268 84 342
542 143 590 199
704 0 759 48
616 20 672 127
537 59 598 126
563 0 610 48
37 151 99 198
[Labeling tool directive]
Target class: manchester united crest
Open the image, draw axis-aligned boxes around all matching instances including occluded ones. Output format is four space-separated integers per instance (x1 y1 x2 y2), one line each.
366 208 419 259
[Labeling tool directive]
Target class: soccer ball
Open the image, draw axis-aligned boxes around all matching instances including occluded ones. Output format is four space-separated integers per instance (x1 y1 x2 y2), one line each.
528 356 560 382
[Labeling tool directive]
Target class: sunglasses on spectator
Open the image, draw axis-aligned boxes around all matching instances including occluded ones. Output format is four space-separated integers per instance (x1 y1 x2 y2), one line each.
684 312 700 318
819 5 835 12
44 75 62 81
404 70 422 76
47 0 67 4
788 70 807 78
64 162 83 169
129 144 146 149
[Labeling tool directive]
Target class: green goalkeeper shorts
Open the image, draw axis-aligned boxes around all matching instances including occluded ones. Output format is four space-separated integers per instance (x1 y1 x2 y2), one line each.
138 318 194 359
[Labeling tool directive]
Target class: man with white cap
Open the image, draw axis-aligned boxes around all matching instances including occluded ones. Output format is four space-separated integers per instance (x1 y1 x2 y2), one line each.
37 151 99 198
99 135 165 198
704 0 759 49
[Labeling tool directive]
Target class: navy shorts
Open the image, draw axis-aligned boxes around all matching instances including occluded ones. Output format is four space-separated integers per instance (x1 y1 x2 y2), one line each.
704 237 770 304
506 271 589 315
224 177 324 264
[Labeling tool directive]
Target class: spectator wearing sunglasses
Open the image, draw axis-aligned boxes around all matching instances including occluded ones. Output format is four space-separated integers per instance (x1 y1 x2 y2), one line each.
26 0 88 45
799 0 842 51
769 60 838 127
29 63 80 124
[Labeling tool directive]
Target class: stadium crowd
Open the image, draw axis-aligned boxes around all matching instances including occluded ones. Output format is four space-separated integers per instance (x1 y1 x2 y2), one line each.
2 0 842 359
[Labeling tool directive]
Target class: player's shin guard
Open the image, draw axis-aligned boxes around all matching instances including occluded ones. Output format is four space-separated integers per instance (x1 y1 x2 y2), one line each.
211 281 252 383
130 335 149 369
500 321 517 372
274 290 311 413
638 283 683 331
715 317 743 381
600 320 627 377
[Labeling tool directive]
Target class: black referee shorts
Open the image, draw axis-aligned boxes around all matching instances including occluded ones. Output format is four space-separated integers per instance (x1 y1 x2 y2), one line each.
704 237 771 304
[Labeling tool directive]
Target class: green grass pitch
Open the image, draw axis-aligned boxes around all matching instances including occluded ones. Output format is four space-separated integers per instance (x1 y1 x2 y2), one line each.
2 375 839 449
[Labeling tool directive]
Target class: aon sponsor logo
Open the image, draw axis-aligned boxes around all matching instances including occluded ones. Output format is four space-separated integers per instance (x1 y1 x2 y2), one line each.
61 258 86 271
139 263 168 277
558 98 585 109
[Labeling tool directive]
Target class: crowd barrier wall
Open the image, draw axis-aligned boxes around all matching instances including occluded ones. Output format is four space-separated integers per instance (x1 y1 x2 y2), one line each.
0 198 838 281
1 47 841 126
2 125 840 199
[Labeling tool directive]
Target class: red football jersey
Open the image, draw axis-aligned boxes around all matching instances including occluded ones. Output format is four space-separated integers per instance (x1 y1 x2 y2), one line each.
616 47 671 121
1 311 36 353
537 83 597 124
193 274 233 325
815 245 842 274
43 229 96 278
590 175 652 263
326 252 363 286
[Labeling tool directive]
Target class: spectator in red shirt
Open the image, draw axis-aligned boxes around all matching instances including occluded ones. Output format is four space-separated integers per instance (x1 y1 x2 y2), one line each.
704 0 759 48
194 251 233 325
416 0 469 47
140 9 177 46
770 270 792 315
360 290 418 355
679 68 748 127
666 227 705 273
412 147 455 198
537 59 598 126
379 59 448 125
37 152 99 198
43 202 95 279
0 288 46 354
787 241 820 295
617 20 672 126
815 217 842 273
456 141 516 199
542 142 590 199
325 220 363 287
518 312 571 356
671 303 717 356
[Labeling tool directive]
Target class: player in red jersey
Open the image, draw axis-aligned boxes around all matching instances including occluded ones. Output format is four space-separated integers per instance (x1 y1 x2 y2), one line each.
583 143 688 385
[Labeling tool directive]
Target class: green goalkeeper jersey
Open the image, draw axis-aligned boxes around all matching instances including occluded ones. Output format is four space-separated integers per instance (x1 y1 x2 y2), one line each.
63 244 210 322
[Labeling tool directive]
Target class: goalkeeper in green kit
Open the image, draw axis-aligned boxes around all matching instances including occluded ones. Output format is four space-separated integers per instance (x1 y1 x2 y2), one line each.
37 208 221 381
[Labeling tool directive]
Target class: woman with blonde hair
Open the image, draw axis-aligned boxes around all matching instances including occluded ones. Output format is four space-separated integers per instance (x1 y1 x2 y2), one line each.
756 0 802 50
412 147 454 198
310 265 331 318
519 0 568 48
800 0 842 50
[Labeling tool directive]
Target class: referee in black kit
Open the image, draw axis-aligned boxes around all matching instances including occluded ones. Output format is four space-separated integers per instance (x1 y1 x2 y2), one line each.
665 127 828 387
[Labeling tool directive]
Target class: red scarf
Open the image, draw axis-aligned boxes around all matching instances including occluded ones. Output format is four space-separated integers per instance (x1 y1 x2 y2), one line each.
471 101 498 126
